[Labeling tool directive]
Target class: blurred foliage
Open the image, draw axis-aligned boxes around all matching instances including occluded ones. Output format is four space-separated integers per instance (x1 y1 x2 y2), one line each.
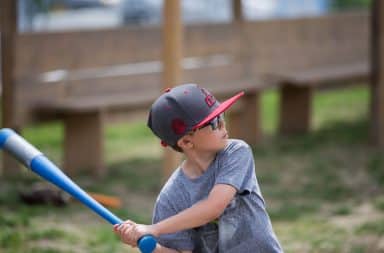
331 0 372 10
31 0 52 12
374 196 384 211
356 219 384 235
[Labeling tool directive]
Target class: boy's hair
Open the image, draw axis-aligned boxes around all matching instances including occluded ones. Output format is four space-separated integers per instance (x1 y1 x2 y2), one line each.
171 143 183 153
147 83 244 148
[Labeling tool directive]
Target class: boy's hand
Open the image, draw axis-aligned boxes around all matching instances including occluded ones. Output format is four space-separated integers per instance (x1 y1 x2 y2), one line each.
114 220 137 246
113 220 160 247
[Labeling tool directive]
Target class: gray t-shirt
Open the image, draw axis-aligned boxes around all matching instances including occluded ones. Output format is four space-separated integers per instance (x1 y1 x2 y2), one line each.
152 139 283 253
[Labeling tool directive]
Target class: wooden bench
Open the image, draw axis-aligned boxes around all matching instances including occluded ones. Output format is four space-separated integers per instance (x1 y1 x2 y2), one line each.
251 11 370 135
265 61 370 134
34 81 264 176
2 11 370 176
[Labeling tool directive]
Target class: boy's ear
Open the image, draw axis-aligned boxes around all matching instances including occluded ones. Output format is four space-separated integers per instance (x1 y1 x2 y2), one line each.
177 135 194 150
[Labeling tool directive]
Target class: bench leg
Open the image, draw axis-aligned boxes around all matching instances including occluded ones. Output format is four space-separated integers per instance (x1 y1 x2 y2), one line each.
227 92 261 145
279 84 313 134
63 112 105 177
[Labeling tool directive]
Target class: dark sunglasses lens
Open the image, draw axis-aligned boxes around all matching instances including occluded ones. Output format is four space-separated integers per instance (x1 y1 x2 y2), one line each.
210 116 220 130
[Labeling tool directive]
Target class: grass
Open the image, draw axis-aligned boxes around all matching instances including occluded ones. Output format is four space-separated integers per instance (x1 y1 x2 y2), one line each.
1 84 384 252
275 218 349 253
356 219 384 235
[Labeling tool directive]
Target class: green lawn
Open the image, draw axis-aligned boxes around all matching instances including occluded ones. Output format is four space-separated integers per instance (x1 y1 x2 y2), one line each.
1 85 383 253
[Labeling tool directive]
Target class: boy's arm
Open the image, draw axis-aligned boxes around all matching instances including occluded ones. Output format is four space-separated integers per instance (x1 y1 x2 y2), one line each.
152 183 236 235
155 184 236 233
116 184 236 244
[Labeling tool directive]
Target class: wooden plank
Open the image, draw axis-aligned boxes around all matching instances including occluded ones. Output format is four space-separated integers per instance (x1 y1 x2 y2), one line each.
265 61 370 87
182 61 244 86
16 59 247 125
13 11 369 79
371 0 384 147
15 27 162 76
50 72 162 97
184 24 241 56
33 79 263 116
14 23 241 77
36 92 159 114
245 11 370 74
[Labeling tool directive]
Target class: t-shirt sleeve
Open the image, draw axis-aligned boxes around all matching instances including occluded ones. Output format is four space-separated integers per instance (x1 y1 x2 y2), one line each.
215 141 255 194
152 198 195 251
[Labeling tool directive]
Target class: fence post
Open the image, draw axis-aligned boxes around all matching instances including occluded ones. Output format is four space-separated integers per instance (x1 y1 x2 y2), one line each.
232 0 243 22
162 0 183 179
1 0 21 177
371 0 384 148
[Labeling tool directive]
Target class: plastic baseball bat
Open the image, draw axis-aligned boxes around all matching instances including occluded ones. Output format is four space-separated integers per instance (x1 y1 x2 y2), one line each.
0 128 156 253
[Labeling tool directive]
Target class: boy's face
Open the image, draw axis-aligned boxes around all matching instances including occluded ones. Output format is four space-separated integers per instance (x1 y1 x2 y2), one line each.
189 114 228 153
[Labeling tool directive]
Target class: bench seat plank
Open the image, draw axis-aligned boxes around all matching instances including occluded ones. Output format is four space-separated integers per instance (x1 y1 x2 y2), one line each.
266 61 370 87
35 80 265 114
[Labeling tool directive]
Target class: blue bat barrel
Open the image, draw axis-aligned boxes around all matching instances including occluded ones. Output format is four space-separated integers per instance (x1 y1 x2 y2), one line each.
0 128 156 253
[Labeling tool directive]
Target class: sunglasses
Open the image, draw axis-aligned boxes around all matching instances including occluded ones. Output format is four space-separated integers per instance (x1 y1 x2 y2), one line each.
198 113 225 131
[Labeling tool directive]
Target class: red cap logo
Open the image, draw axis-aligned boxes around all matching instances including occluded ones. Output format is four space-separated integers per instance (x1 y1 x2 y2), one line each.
171 118 186 135
201 88 216 107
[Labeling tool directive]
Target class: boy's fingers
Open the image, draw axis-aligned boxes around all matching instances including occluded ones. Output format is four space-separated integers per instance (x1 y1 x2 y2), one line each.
120 225 129 235
115 223 130 231
123 220 135 226
123 227 137 246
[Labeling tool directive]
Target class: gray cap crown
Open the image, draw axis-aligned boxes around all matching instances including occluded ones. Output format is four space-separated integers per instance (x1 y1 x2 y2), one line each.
147 83 219 146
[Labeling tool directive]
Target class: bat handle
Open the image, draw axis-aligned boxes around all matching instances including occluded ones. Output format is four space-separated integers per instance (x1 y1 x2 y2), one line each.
138 235 157 253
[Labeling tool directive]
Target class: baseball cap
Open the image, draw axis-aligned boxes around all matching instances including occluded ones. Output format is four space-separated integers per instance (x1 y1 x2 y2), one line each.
147 83 244 147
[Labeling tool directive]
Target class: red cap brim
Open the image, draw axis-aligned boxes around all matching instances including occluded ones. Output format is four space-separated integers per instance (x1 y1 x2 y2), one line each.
193 91 245 130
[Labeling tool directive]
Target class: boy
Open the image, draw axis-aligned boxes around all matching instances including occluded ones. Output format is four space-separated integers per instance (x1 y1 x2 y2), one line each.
114 83 283 253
